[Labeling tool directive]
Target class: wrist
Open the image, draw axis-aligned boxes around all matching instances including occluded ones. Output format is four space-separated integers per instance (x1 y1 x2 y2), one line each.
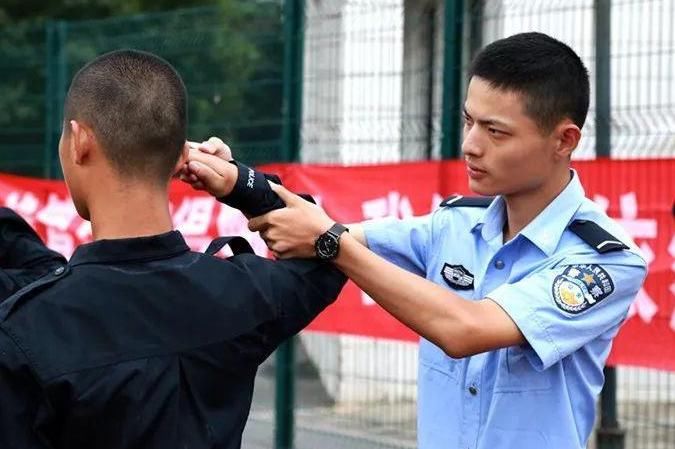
220 161 238 197
217 160 285 216
315 222 349 260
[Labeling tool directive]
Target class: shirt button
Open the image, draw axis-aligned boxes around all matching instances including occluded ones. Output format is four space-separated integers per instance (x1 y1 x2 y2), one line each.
494 259 505 270
468 385 478 396
53 266 65 276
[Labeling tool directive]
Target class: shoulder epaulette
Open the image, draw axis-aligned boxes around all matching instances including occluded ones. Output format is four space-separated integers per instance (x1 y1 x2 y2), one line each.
568 219 629 253
440 195 495 208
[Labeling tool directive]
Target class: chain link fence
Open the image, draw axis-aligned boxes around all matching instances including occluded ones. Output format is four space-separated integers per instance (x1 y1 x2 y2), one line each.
0 23 51 177
0 3 286 179
287 1 674 449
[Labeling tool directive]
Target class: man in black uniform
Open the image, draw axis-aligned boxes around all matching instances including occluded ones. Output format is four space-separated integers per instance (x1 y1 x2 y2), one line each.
0 207 66 298
0 49 345 448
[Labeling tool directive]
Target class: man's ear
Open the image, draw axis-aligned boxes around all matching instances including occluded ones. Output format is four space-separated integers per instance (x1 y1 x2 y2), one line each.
172 141 189 177
69 120 94 165
553 120 582 160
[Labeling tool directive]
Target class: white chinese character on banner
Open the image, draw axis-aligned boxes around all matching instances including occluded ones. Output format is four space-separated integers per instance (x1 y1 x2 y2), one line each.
361 290 376 306
173 197 216 236
35 193 78 231
75 219 92 243
4 191 40 226
46 228 75 259
362 191 413 220
430 193 444 210
594 192 659 324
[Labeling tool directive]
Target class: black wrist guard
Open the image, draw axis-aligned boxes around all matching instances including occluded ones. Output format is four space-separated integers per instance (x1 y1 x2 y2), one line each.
217 160 314 216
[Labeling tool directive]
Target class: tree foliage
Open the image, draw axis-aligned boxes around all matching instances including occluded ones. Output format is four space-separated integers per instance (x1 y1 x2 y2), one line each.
0 0 284 176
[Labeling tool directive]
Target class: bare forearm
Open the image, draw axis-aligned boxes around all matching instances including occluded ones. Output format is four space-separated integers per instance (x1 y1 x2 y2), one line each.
333 234 523 357
335 234 474 356
346 223 366 246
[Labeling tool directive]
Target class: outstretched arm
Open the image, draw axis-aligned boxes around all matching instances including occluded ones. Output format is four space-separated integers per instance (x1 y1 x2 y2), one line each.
178 137 368 245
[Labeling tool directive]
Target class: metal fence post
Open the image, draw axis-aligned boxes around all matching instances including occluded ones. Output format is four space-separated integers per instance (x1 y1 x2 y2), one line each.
595 0 611 158
44 20 68 179
276 1 305 448
440 0 465 159
598 366 625 449
281 0 305 163
596 1 622 447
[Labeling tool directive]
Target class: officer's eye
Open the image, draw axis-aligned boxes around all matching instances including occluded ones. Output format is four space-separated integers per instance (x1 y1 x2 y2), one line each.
487 127 504 136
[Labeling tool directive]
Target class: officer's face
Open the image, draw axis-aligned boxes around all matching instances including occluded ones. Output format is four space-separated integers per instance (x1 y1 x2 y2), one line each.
461 77 565 198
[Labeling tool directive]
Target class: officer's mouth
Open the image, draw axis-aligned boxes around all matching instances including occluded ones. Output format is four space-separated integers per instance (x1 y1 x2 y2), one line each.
466 162 487 179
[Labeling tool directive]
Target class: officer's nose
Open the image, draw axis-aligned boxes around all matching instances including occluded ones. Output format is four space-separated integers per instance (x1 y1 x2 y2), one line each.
461 125 484 159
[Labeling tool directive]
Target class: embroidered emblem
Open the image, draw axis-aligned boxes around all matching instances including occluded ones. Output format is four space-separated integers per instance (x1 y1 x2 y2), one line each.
441 264 475 290
552 264 614 314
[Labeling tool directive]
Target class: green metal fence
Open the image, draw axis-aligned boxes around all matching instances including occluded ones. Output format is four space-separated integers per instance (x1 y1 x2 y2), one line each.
283 1 674 449
0 3 286 179
0 23 51 176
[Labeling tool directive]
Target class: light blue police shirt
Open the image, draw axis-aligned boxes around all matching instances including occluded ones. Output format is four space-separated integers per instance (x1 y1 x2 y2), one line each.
362 171 647 449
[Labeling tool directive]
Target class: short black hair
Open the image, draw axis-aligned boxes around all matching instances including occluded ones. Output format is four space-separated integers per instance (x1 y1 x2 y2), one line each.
469 32 590 131
64 49 187 181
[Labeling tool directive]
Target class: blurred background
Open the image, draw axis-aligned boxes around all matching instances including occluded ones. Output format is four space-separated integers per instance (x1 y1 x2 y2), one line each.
0 1 673 448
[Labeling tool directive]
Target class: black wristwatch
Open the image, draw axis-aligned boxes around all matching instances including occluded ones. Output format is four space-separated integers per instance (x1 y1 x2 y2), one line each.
315 223 349 260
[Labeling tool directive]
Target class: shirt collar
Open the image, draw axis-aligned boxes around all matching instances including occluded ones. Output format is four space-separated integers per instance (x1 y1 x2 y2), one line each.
472 170 586 255
69 230 190 266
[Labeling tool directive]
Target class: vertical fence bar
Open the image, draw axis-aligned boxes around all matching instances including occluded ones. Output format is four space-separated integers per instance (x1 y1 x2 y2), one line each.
44 22 56 179
441 0 465 159
595 0 611 158
425 3 436 159
598 367 625 449
276 1 305 446
281 0 305 163
467 0 484 62
44 20 68 179
596 0 620 446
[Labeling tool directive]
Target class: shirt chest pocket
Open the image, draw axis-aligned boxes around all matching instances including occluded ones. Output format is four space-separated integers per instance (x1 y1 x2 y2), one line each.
418 338 460 382
493 346 552 393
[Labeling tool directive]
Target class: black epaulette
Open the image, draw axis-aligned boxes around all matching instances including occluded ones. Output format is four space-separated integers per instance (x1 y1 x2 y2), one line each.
440 195 495 208
568 219 629 253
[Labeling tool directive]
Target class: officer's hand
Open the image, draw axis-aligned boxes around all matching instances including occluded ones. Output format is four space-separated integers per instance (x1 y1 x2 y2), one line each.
191 137 233 161
179 139 237 197
248 183 334 259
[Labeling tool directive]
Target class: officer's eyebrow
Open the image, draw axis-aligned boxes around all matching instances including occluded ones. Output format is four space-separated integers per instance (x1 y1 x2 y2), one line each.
462 106 510 130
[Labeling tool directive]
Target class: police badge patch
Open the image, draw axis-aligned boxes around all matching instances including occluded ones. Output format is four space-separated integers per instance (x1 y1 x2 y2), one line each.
552 264 615 314
441 264 474 290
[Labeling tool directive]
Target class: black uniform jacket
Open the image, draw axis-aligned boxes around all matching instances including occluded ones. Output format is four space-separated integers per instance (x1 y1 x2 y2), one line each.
0 230 346 448
0 207 66 299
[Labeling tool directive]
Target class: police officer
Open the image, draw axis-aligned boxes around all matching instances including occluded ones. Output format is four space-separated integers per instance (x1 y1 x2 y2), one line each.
0 49 346 448
0 207 66 298
191 33 647 449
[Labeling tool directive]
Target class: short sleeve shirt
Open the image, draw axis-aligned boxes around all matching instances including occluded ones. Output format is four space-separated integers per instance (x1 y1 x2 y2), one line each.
363 171 646 449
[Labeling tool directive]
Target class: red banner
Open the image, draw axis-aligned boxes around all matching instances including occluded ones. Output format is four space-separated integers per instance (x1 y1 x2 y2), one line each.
0 159 673 371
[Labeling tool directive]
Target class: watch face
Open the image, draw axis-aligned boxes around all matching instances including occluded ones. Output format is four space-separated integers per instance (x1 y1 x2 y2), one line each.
316 234 339 259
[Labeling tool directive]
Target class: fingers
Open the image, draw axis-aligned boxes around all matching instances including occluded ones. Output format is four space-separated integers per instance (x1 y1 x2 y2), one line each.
248 215 270 232
185 161 226 195
269 182 301 205
189 137 233 160
187 148 231 175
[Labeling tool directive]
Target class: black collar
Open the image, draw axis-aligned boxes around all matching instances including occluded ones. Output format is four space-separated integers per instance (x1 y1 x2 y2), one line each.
69 231 190 266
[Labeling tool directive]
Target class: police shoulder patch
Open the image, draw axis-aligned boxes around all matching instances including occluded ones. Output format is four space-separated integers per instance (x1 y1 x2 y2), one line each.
552 264 614 314
441 263 475 290
440 195 495 208
568 219 629 253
